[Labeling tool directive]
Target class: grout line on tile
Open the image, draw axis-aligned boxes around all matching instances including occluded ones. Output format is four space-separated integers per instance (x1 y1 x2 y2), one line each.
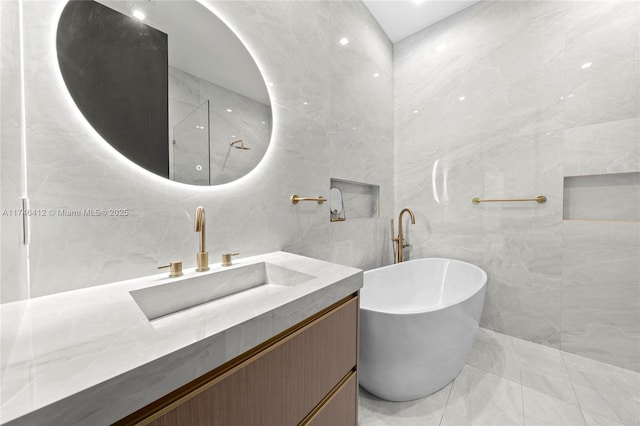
438 376 455 426
560 351 589 425
517 338 526 425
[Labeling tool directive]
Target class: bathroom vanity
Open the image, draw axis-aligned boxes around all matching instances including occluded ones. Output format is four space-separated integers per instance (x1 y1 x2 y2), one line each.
0 252 362 425
119 296 357 425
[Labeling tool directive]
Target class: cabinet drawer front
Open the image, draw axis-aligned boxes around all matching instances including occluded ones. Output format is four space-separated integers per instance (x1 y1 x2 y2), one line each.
304 372 357 426
149 296 358 426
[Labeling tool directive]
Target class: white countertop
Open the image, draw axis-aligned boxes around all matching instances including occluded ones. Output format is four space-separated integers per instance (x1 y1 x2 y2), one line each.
0 252 362 425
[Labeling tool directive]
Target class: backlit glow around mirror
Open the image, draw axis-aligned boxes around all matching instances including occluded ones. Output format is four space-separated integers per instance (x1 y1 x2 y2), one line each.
56 0 273 186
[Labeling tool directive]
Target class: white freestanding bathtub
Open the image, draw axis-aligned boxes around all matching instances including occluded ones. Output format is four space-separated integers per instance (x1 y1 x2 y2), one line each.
359 258 487 401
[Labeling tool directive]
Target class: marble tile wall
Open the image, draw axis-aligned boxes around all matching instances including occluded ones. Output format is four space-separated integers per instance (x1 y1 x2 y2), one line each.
563 118 639 177
562 221 640 372
559 1 640 371
1 0 29 303
394 0 640 370
4 0 393 299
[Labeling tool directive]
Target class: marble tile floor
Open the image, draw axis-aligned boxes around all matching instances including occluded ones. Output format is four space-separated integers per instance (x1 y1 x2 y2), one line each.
359 328 640 426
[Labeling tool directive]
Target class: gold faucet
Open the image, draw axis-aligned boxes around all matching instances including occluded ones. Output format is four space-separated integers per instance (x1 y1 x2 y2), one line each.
157 261 183 278
391 208 415 263
194 206 209 272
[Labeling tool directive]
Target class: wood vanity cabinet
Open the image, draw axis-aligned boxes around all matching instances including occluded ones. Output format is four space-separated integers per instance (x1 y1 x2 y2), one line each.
116 294 358 426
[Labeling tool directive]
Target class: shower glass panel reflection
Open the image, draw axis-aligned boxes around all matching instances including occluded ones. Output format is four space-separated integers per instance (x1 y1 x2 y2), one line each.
171 100 210 185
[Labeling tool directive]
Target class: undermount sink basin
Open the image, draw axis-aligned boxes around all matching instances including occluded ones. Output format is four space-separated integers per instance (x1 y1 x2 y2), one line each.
130 262 316 321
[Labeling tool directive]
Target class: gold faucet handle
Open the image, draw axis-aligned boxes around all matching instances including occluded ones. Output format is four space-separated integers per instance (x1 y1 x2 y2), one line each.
158 261 183 278
221 252 240 267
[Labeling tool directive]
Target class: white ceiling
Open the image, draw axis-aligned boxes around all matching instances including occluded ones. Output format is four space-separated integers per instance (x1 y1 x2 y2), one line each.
363 0 481 43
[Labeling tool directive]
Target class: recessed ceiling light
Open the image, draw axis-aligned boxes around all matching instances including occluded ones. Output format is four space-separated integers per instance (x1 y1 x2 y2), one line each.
132 9 145 20
372 72 380 78
303 101 309 105
458 96 466 101
261 121 266 124
226 108 233 112
339 37 349 46
581 62 592 69
413 110 419 114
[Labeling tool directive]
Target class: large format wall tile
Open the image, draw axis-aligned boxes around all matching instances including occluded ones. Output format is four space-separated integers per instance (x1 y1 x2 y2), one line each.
564 1 640 128
395 0 640 369
564 118 640 177
11 0 393 297
0 0 29 303
561 221 640 371
395 1 566 348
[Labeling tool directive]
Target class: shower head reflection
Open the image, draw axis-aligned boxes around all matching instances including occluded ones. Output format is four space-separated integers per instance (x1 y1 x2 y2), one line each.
230 139 250 150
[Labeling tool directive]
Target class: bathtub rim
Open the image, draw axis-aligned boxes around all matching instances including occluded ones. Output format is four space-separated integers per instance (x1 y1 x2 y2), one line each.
361 257 487 315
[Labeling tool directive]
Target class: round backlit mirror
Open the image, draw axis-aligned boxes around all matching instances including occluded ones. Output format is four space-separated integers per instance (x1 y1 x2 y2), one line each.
56 0 272 186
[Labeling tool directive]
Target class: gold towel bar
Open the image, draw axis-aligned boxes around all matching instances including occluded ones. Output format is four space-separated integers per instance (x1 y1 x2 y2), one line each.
472 195 547 205
291 194 327 205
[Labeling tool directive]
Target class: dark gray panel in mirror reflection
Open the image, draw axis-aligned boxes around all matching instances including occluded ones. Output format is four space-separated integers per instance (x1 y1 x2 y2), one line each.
57 0 169 178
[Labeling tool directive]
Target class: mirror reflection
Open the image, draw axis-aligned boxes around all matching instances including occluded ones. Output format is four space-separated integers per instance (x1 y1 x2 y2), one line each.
57 0 272 186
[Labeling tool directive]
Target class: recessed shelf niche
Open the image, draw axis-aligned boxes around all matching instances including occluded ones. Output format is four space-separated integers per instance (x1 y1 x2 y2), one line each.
563 172 639 222
329 178 379 221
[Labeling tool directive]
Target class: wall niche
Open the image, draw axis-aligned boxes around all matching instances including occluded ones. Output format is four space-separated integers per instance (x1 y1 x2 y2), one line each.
329 178 379 222
563 172 640 222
